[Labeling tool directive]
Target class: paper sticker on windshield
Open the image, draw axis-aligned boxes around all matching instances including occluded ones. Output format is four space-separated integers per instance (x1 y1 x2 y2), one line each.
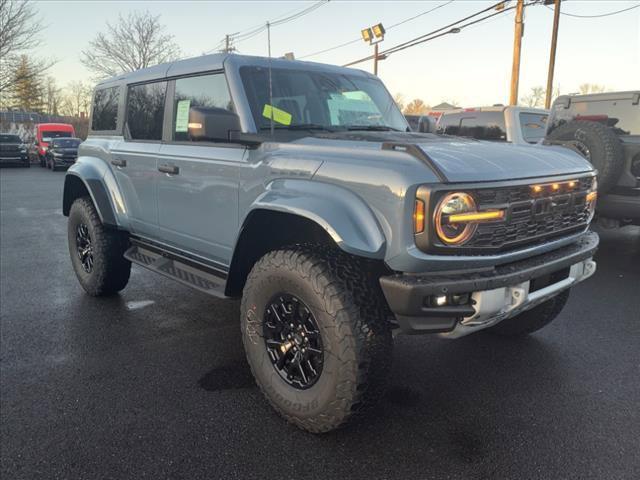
175 100 191 132
262 104 292 126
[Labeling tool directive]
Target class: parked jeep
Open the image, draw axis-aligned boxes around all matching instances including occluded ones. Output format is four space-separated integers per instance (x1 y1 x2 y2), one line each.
63 54 599 433
544 91 640 227
437 106 549 145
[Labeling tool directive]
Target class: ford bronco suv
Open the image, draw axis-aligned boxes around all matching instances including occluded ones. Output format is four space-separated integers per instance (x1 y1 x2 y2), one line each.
544 91 640 227
63 54 598 433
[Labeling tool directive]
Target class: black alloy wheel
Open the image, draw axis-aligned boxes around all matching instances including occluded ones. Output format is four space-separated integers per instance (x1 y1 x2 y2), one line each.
263 293 324 389
75 223 94 273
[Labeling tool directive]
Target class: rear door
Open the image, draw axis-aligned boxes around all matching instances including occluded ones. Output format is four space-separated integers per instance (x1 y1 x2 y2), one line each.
156 72 244 265
110 81 168 238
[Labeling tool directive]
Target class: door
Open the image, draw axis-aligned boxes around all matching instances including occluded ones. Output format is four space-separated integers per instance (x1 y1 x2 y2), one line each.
110 80 168 237
156 72 244 265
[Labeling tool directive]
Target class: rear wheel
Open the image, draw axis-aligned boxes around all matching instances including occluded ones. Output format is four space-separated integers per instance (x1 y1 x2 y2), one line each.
241 246 393 433
68 197 131 296
485 290 570 337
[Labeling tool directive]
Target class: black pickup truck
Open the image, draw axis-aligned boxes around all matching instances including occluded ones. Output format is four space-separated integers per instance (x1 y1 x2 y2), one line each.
0 133 29 168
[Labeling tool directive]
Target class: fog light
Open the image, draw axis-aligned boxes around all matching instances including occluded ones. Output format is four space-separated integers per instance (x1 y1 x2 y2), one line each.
434 295 447 306
450 293 470 305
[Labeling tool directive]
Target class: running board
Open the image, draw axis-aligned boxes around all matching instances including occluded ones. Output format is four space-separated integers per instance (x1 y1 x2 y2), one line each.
124 244 227 298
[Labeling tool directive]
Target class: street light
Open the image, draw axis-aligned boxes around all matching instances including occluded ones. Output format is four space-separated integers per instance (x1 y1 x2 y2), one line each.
361 22 385 75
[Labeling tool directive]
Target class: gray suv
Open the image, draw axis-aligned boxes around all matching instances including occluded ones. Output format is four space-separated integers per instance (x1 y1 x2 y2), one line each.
63 54 598 433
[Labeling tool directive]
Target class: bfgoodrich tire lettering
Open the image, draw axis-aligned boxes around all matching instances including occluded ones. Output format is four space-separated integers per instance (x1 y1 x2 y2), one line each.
68 196 131 296
241 246 393 433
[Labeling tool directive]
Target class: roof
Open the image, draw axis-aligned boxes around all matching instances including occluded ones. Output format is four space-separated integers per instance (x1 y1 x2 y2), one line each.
431 102 458 110
95 53 374 88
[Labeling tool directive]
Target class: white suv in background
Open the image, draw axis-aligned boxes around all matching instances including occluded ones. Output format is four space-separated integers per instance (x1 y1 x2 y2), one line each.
436 106 549 145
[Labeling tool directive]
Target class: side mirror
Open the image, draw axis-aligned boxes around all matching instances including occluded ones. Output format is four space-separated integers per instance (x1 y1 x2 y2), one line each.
187 106 241 142
418 115 437 133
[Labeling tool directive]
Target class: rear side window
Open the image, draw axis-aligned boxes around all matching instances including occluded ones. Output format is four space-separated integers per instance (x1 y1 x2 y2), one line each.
458 112 507 141
126 81 167 141
438 113 462 135
172 73 233 142
91 86 119 131
520 112 548 143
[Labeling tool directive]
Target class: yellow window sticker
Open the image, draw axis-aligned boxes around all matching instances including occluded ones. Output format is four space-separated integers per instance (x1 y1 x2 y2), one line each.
262 104 292 126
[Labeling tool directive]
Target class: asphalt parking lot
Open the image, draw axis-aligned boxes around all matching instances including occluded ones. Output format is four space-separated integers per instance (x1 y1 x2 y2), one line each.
1 166 639 480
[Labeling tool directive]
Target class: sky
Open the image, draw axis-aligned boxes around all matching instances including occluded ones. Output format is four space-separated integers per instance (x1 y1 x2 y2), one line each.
35 0 640 107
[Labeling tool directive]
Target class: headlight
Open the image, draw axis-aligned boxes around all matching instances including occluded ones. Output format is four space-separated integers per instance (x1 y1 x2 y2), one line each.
586 177 598 221
433 192 504 245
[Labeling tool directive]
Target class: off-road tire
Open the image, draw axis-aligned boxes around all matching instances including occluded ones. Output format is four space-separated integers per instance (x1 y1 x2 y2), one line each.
68 197 131 296
241 246 393 433
547 120 624 193
485 289 570 337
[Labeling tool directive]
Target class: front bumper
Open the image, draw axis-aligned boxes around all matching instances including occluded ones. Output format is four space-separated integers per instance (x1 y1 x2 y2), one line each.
52 156 77 167
0 154 29 165
380 231 598 337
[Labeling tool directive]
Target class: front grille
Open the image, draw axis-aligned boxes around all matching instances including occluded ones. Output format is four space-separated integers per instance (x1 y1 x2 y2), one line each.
465 176 594 251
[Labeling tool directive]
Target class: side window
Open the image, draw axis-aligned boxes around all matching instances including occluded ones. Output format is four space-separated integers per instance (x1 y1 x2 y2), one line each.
459 112 506 141
438 114 461 135
173 73 233 142
126 81 167 141
91 86 119 131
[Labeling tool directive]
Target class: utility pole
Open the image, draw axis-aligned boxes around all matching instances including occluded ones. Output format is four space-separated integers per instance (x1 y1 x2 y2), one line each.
545 0 561 108
509 0 525 105
373 43 379 76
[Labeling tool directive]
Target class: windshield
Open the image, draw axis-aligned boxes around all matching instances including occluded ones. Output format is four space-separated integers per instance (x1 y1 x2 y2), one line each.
41 131 71 140
0 134 22 143
520 112 548 143
52 139 81 148
240 66 408 132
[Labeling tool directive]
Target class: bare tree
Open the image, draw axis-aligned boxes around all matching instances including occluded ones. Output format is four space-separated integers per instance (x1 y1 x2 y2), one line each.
59 81 92 118
42 76 61 115
0 0 50 94
80 11 181 78
393 93 406 112
521 86 546 107
579 83 606 94
403 99 431 115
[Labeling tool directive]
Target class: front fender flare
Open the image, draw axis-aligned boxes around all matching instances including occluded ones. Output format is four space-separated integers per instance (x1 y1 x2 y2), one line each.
248 179 386 258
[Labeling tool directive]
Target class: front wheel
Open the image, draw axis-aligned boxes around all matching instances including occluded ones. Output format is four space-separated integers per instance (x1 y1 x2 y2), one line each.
485 289 570 337
68 197 131 296
241 246 393 433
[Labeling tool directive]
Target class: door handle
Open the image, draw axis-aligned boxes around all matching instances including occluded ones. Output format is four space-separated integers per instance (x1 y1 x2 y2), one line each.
158 164 179 175
111 158 126 167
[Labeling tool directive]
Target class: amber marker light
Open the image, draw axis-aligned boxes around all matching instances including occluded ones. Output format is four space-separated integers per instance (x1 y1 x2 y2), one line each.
586 191 597 203
568 180 577 188
414 199 425 233
552 183 560 191
448 210 505 223
532 185 543 193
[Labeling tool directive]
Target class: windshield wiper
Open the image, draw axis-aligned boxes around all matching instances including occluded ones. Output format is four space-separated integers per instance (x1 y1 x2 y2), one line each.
259 124 335 132
345 125 401 132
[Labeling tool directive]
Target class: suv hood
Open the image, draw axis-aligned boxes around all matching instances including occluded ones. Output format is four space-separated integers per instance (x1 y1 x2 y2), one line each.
296 132 593 182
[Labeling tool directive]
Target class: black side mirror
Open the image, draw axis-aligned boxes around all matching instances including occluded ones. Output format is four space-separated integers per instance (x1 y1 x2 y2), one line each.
418 115 437 134
188 107 241 142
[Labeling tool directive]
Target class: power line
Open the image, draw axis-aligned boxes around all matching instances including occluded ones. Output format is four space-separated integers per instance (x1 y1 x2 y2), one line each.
207 0 330 53
343 0 520 67
298 0 455 60
544 2 639 18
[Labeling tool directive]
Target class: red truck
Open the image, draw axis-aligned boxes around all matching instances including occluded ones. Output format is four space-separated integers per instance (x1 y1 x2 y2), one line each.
35 123 75 167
